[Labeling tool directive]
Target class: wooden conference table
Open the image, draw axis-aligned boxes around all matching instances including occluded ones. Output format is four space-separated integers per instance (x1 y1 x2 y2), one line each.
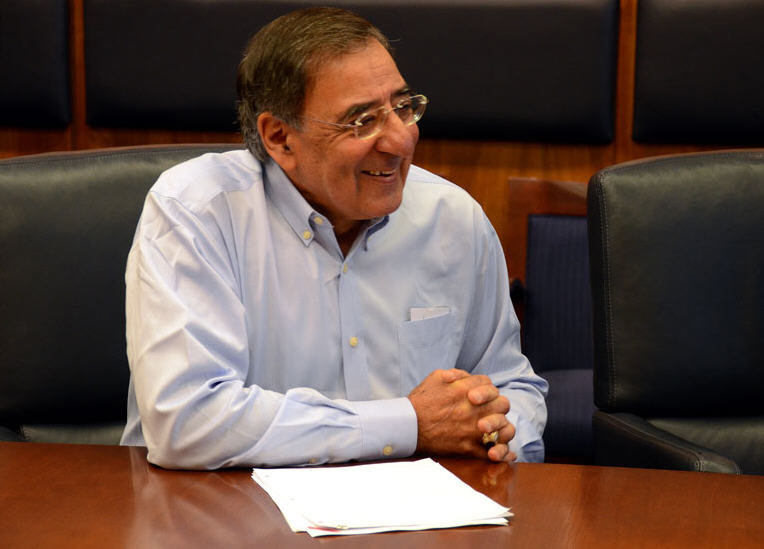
0 442 761 548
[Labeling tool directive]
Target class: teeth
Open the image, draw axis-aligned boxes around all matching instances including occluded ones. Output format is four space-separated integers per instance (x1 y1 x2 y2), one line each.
366 170 394 176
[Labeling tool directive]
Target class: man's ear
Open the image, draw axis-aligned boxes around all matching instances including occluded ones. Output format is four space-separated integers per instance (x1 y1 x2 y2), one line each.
257 112 296 171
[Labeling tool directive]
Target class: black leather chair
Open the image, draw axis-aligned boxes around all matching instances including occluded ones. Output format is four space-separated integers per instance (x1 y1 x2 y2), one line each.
0 144 239 444
587 150 764 474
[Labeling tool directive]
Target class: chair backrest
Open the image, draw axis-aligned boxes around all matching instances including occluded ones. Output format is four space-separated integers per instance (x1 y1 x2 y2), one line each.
524 215 593 373
0 0 70 127
0 144 240 443
633 0 764 144
587 150 764 416
507 178 591 373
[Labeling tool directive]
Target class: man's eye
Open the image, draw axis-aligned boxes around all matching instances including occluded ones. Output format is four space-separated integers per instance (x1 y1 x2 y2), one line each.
356 113 378 127
396 99 415 112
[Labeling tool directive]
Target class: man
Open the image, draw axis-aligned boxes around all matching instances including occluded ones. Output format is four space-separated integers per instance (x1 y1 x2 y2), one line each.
121 7 547 469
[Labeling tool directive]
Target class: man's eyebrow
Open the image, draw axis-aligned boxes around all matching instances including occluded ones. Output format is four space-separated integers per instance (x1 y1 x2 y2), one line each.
338 86 413 122
393 86 413 99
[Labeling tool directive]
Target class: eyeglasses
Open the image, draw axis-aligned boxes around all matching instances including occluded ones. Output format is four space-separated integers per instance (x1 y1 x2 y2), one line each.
305 94 428 140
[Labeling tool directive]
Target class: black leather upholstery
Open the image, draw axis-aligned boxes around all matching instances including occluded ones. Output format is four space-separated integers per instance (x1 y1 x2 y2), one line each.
84 0 618 142
0 144 241 444
633 0 764 144
587 150 764 474
0 0 71 127
593 412 741 474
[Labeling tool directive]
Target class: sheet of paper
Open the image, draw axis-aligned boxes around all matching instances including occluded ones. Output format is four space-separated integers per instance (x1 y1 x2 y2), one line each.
252 458 511 536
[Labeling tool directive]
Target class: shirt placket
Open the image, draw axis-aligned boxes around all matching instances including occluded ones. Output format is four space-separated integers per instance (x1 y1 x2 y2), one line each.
337 250 372 400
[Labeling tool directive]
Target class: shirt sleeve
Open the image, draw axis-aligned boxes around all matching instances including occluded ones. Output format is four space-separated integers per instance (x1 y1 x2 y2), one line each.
125 191 417 469
457 207 549 462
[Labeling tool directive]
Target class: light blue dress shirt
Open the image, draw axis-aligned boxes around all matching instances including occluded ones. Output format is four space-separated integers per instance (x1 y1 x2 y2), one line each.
121 150 548 469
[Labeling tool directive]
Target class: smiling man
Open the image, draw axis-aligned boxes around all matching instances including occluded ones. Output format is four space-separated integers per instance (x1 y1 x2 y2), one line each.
121 7 547 469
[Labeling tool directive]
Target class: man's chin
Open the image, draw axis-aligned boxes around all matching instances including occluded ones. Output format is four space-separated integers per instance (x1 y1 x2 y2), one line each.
365 190 404 220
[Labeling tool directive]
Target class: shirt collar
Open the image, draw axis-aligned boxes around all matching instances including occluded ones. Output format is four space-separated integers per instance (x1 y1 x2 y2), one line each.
363 215 389 250
264 160 323 246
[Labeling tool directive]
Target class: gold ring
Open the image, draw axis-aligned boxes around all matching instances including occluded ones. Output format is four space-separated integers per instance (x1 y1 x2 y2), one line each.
481 430 499 449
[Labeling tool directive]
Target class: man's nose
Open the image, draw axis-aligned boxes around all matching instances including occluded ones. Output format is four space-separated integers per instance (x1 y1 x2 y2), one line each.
374 111 417 155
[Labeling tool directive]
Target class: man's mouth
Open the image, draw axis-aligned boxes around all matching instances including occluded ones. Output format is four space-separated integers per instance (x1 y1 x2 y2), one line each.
362 169 396 177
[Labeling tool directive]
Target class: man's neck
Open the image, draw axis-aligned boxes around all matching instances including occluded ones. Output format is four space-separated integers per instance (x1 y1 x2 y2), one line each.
334 221 363 257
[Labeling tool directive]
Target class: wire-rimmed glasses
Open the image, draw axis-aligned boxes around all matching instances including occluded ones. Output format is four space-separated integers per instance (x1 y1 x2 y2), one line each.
305 94 428 140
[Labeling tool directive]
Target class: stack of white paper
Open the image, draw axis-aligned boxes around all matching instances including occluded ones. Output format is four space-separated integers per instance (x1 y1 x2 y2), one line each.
251 458 512 537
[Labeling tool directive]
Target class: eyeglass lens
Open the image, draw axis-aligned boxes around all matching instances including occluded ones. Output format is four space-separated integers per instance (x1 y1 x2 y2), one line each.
356 96 427 139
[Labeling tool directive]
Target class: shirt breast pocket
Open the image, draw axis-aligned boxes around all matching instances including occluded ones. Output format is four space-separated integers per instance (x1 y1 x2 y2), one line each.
397 310 458 394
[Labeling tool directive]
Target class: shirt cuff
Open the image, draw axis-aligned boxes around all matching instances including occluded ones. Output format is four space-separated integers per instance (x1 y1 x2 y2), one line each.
507 408 545 463
350 397 418 461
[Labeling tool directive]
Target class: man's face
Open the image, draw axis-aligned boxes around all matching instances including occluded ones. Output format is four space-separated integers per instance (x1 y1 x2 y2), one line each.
283 40 419 236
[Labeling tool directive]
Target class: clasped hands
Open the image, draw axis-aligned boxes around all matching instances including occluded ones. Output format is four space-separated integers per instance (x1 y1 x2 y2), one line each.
407 368 517 463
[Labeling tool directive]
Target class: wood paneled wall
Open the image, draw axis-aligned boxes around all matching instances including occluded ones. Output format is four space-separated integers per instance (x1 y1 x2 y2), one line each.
0 0 739 280
0 1 727 163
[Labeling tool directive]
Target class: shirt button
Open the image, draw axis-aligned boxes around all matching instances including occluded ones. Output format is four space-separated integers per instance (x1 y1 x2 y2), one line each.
313 216 324 226
349 337 359 348
302 230 312 240
383 445 393 456
342 264 348 274
309 458 318 464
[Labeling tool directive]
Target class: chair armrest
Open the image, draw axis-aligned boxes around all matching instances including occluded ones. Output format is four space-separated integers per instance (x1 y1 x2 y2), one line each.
593 411 740 474
0 425 25 442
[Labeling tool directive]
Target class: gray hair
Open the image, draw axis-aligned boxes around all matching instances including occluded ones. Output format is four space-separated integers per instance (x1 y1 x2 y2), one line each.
236 7 392 161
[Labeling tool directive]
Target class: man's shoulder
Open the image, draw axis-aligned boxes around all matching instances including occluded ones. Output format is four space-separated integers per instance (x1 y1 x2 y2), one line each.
392 165 498 261
151 149 262 208
403 165 482 216
406 165 463 191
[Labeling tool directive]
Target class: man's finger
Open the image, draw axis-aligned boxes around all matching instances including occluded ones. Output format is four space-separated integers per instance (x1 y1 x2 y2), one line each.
477 412 509 435
451 374 494 399
487 444 517 463
439 368 470 383
467 383 500 406
474 394 510 418
498 420 516 445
